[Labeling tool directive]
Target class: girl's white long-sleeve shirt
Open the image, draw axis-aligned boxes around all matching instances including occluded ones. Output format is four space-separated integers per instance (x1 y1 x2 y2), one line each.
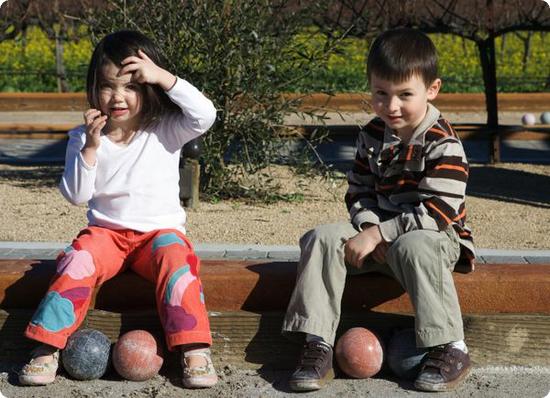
59 77 216 234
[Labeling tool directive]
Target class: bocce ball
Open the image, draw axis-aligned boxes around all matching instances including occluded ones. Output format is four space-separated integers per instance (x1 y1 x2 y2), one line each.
61 328 111 380
112 330 164 381
335 327 384 378
387 328 429 380
521 113 536 126
540 112 550 125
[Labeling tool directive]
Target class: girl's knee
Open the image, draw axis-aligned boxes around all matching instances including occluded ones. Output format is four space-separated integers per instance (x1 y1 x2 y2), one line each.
56 246 97 280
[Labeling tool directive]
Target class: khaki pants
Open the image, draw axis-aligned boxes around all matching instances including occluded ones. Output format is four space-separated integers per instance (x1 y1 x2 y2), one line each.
282 222 463 348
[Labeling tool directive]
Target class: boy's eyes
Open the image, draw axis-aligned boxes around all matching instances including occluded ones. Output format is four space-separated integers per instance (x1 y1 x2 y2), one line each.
374 91 413 97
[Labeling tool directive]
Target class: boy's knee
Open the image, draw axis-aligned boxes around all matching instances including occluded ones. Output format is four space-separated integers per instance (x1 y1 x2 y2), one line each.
387 229 441 267
300 223 352 249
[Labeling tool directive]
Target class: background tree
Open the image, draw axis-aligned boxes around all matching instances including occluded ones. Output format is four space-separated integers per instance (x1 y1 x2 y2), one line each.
78 0 346 199
314 0 550 133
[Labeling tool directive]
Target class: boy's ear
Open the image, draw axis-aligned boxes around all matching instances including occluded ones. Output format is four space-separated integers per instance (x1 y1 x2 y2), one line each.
427 78 441 101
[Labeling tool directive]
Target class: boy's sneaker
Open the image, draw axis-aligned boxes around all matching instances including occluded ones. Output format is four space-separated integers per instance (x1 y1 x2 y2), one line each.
289 340 335 392
19 344 60 386
414 343 471 392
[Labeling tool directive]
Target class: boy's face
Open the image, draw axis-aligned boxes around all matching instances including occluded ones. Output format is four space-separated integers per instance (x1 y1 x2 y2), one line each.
370 73 441 138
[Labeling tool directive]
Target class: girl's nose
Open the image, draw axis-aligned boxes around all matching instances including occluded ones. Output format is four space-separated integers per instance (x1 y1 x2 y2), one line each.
112 90 124 101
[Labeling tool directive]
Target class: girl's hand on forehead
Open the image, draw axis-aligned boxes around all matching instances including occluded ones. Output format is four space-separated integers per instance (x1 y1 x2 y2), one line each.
119 49 176 91
119 49 163 85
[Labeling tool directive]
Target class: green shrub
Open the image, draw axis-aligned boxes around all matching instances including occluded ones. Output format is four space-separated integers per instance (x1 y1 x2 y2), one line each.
81 0 337 200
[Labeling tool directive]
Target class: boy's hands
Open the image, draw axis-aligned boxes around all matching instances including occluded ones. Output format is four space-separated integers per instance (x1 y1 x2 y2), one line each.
119 49 176 91
344 225 385 268
371 240 389 264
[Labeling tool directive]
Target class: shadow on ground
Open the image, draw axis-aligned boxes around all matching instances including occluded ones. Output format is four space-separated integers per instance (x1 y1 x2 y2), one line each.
467 165 550 207
0 165 63 189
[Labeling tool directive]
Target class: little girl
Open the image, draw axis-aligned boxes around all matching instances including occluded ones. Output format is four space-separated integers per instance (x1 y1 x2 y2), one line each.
19 30 218 389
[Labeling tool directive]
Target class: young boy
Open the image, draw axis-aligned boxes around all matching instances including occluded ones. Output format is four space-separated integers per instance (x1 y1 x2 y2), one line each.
282 28 475 393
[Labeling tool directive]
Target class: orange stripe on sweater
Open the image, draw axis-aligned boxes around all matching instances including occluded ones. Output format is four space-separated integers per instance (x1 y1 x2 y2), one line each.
453 208 466 222
378 179 418 190
428 128 449 137
434 164 469 175
425 201 452 225
406 145 414 161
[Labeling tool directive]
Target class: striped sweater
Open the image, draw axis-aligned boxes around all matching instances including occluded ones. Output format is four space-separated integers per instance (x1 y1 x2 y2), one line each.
345 103 475 273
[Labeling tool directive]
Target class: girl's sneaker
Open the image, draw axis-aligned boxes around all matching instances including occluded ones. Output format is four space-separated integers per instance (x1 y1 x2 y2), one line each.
181 348 218 388
19 344 60 386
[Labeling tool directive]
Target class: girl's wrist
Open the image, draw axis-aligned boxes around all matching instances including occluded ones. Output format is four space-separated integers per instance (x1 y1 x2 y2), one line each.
82 144 98 152
159 70 177 91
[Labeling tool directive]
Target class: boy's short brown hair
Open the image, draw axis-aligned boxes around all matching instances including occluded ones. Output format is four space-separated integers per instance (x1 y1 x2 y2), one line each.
367 28 438 87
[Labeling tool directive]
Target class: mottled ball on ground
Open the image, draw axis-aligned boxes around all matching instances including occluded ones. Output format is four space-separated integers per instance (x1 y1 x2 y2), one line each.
335 327 384 378
112 329 164 381
61 328 111 380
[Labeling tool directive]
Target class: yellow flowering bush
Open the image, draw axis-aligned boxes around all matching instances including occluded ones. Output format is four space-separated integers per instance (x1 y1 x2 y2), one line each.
0 26 92 91
0 28 547 93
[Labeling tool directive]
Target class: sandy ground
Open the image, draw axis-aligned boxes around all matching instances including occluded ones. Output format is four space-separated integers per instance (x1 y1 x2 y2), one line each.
0 163 549 249
1 162 550 396
1 364 549 397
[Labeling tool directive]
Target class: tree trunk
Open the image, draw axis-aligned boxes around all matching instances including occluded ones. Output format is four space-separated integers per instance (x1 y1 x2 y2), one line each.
55 30 69 93
477 37 499 163
522 31 532 73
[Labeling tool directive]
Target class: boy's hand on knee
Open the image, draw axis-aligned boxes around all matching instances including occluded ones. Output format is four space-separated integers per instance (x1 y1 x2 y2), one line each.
372 241 389 264
344 226 384 268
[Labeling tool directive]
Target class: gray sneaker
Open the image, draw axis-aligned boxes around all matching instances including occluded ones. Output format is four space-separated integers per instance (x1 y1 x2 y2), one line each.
289 341 335 392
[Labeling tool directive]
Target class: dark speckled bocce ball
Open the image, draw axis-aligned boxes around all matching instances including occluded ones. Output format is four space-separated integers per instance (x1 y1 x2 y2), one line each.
61 328 111 380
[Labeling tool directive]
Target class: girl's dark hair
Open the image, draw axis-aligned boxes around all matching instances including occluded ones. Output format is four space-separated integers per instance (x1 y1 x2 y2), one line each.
367 28 438 87
86 30 179 127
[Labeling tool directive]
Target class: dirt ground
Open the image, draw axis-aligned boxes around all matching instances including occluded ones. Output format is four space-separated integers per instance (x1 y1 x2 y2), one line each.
0 162 549 249
1 364 549 397
1 162 550 397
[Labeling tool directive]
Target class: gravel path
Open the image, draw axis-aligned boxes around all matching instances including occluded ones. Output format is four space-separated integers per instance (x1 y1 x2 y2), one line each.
0 163 549 249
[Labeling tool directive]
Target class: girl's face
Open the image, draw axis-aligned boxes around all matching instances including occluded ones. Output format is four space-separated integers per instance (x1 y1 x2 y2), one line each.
98 61 143 131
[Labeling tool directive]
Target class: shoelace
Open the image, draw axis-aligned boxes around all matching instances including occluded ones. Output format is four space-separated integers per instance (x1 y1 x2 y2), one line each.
299 343 330 369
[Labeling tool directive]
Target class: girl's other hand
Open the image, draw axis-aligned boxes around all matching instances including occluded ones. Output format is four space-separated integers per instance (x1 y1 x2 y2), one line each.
119 49 176 91
83 108 106 150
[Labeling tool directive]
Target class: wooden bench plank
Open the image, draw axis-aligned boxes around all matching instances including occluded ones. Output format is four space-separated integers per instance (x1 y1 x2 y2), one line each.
1 309 548 368
2 92 550 112
0 259 549 314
